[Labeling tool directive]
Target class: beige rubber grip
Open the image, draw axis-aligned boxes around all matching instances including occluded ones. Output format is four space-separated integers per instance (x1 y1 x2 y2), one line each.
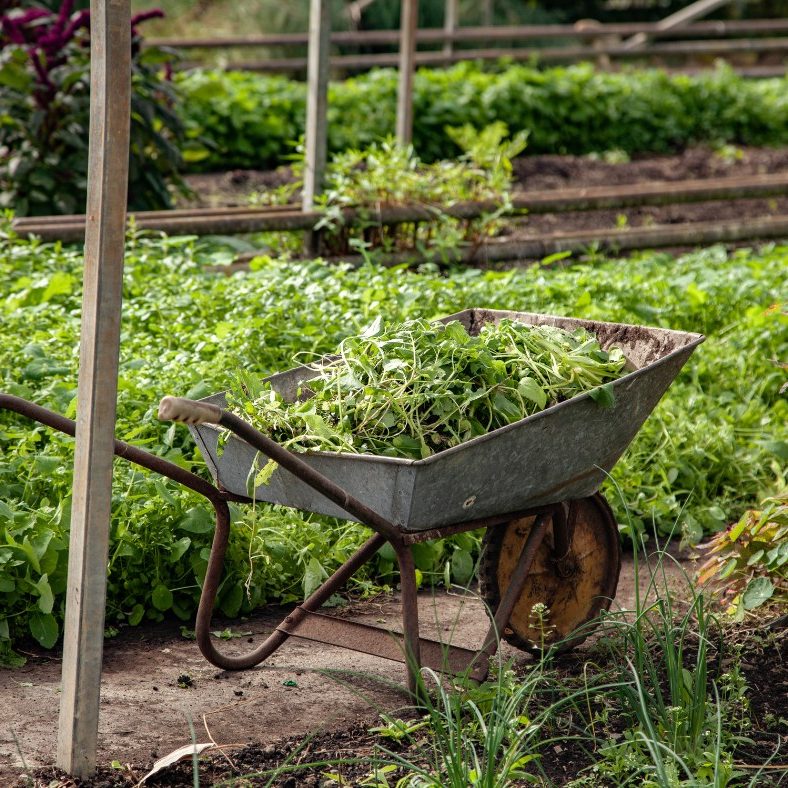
158 396 222 425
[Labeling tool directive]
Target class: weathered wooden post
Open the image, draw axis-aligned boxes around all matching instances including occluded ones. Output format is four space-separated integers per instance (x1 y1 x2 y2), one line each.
443 0 457 63
396 0 418 144
56 0 131 777
302 0 330 209
303 0 330 254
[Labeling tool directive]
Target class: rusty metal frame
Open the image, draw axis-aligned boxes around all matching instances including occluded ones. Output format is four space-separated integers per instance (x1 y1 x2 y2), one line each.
1 393 564 693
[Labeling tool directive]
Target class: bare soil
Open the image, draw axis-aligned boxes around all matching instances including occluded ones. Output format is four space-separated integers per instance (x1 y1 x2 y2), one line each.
183 146 788 246
6 548 785 787
1 552 690 785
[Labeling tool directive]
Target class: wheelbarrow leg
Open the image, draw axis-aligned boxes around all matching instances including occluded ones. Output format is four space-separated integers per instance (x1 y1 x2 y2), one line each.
197 529 388 671
393 540 423 697
470 511 550 682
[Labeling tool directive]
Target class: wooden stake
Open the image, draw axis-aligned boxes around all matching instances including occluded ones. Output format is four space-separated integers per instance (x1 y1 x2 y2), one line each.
442 0 457 62
303 0 330 254
303 0 330 212
56 0 131 777
396 0 418 144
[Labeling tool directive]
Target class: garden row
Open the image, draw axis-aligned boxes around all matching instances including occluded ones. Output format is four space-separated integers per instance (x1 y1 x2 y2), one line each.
0 223 784 659
178 61 788 171
5 10 788 219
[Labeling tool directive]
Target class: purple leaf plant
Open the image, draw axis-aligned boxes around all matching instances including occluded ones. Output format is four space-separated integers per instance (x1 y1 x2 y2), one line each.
1 1 164 106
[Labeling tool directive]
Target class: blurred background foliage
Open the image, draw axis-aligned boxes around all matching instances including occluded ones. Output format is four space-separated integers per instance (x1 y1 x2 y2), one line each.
128 0 786 39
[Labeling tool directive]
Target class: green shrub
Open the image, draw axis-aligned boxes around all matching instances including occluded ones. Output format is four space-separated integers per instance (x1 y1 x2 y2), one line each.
179 61 788 172
0 2 187 215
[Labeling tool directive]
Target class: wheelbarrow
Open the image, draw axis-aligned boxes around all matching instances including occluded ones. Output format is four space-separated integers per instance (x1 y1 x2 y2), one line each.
0 309 704 693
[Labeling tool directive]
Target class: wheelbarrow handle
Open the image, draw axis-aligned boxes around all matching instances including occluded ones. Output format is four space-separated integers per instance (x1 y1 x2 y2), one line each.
158 394 402 543
158 396 222 425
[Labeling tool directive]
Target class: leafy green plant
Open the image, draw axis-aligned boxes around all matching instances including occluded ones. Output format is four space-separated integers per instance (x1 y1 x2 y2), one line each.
230 317 625 460
179 62 788 172
373 666 543 787
697 492 788 620
0 223 785 654
312 124 526 259
574 495 763 788
0 1 187 215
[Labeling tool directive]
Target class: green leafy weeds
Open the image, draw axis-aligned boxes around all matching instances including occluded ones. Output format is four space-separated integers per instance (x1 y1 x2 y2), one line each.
230 318 626 460
0 223 785 652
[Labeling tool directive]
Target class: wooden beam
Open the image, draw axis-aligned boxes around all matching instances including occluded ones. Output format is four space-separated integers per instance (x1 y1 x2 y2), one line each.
147 18 788 50
14 171 788 242
176 34 788 74
396 0 418 144
623 0 734 50
56 0 131 777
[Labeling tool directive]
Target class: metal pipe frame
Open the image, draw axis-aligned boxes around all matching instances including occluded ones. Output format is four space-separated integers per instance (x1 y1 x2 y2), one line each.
1 394 563 692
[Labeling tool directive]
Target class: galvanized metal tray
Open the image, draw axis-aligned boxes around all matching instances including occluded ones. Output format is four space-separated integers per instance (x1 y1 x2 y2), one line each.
189 308 704 531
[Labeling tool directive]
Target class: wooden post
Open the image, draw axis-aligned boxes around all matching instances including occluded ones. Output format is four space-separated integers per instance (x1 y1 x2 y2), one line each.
443 0 457 63
303 0 330 254
396 0 418 144
56 0 131 777
482 0 493 28
303 0 330 212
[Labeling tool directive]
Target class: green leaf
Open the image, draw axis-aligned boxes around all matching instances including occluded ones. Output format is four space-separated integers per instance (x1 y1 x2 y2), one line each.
178 507 214 534
29 612 58 649
151 584 173 612
41 272 74 302
254 459 278 487
518 377 547 409
170 537 192 562
746 549 765 567
220 585 243 617
741 577 774 610
450 549 474 586
35 574 54 615
128 604 145 626
588 383 615 409
303 557 325 597
762 440 788 461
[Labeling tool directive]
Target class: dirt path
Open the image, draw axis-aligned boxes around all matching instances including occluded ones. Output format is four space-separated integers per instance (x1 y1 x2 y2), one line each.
0 551 693 783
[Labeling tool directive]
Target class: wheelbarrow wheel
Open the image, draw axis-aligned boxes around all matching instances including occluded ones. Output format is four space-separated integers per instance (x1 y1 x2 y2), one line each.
479 494 621 653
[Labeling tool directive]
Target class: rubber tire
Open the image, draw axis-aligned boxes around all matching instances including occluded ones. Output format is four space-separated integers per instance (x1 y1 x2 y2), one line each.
478 494 622 653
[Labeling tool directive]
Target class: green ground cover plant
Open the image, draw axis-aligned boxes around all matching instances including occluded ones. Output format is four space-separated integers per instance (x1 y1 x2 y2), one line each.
178 61 788 172
0 225 785 658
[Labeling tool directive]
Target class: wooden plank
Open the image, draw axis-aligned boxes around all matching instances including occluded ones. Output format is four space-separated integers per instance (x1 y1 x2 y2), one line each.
396 0 418 144
14 171 788 242
147 19 788 51
624 0 734 50
55 0 131 778
179 34 788 73
303 0 330 212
